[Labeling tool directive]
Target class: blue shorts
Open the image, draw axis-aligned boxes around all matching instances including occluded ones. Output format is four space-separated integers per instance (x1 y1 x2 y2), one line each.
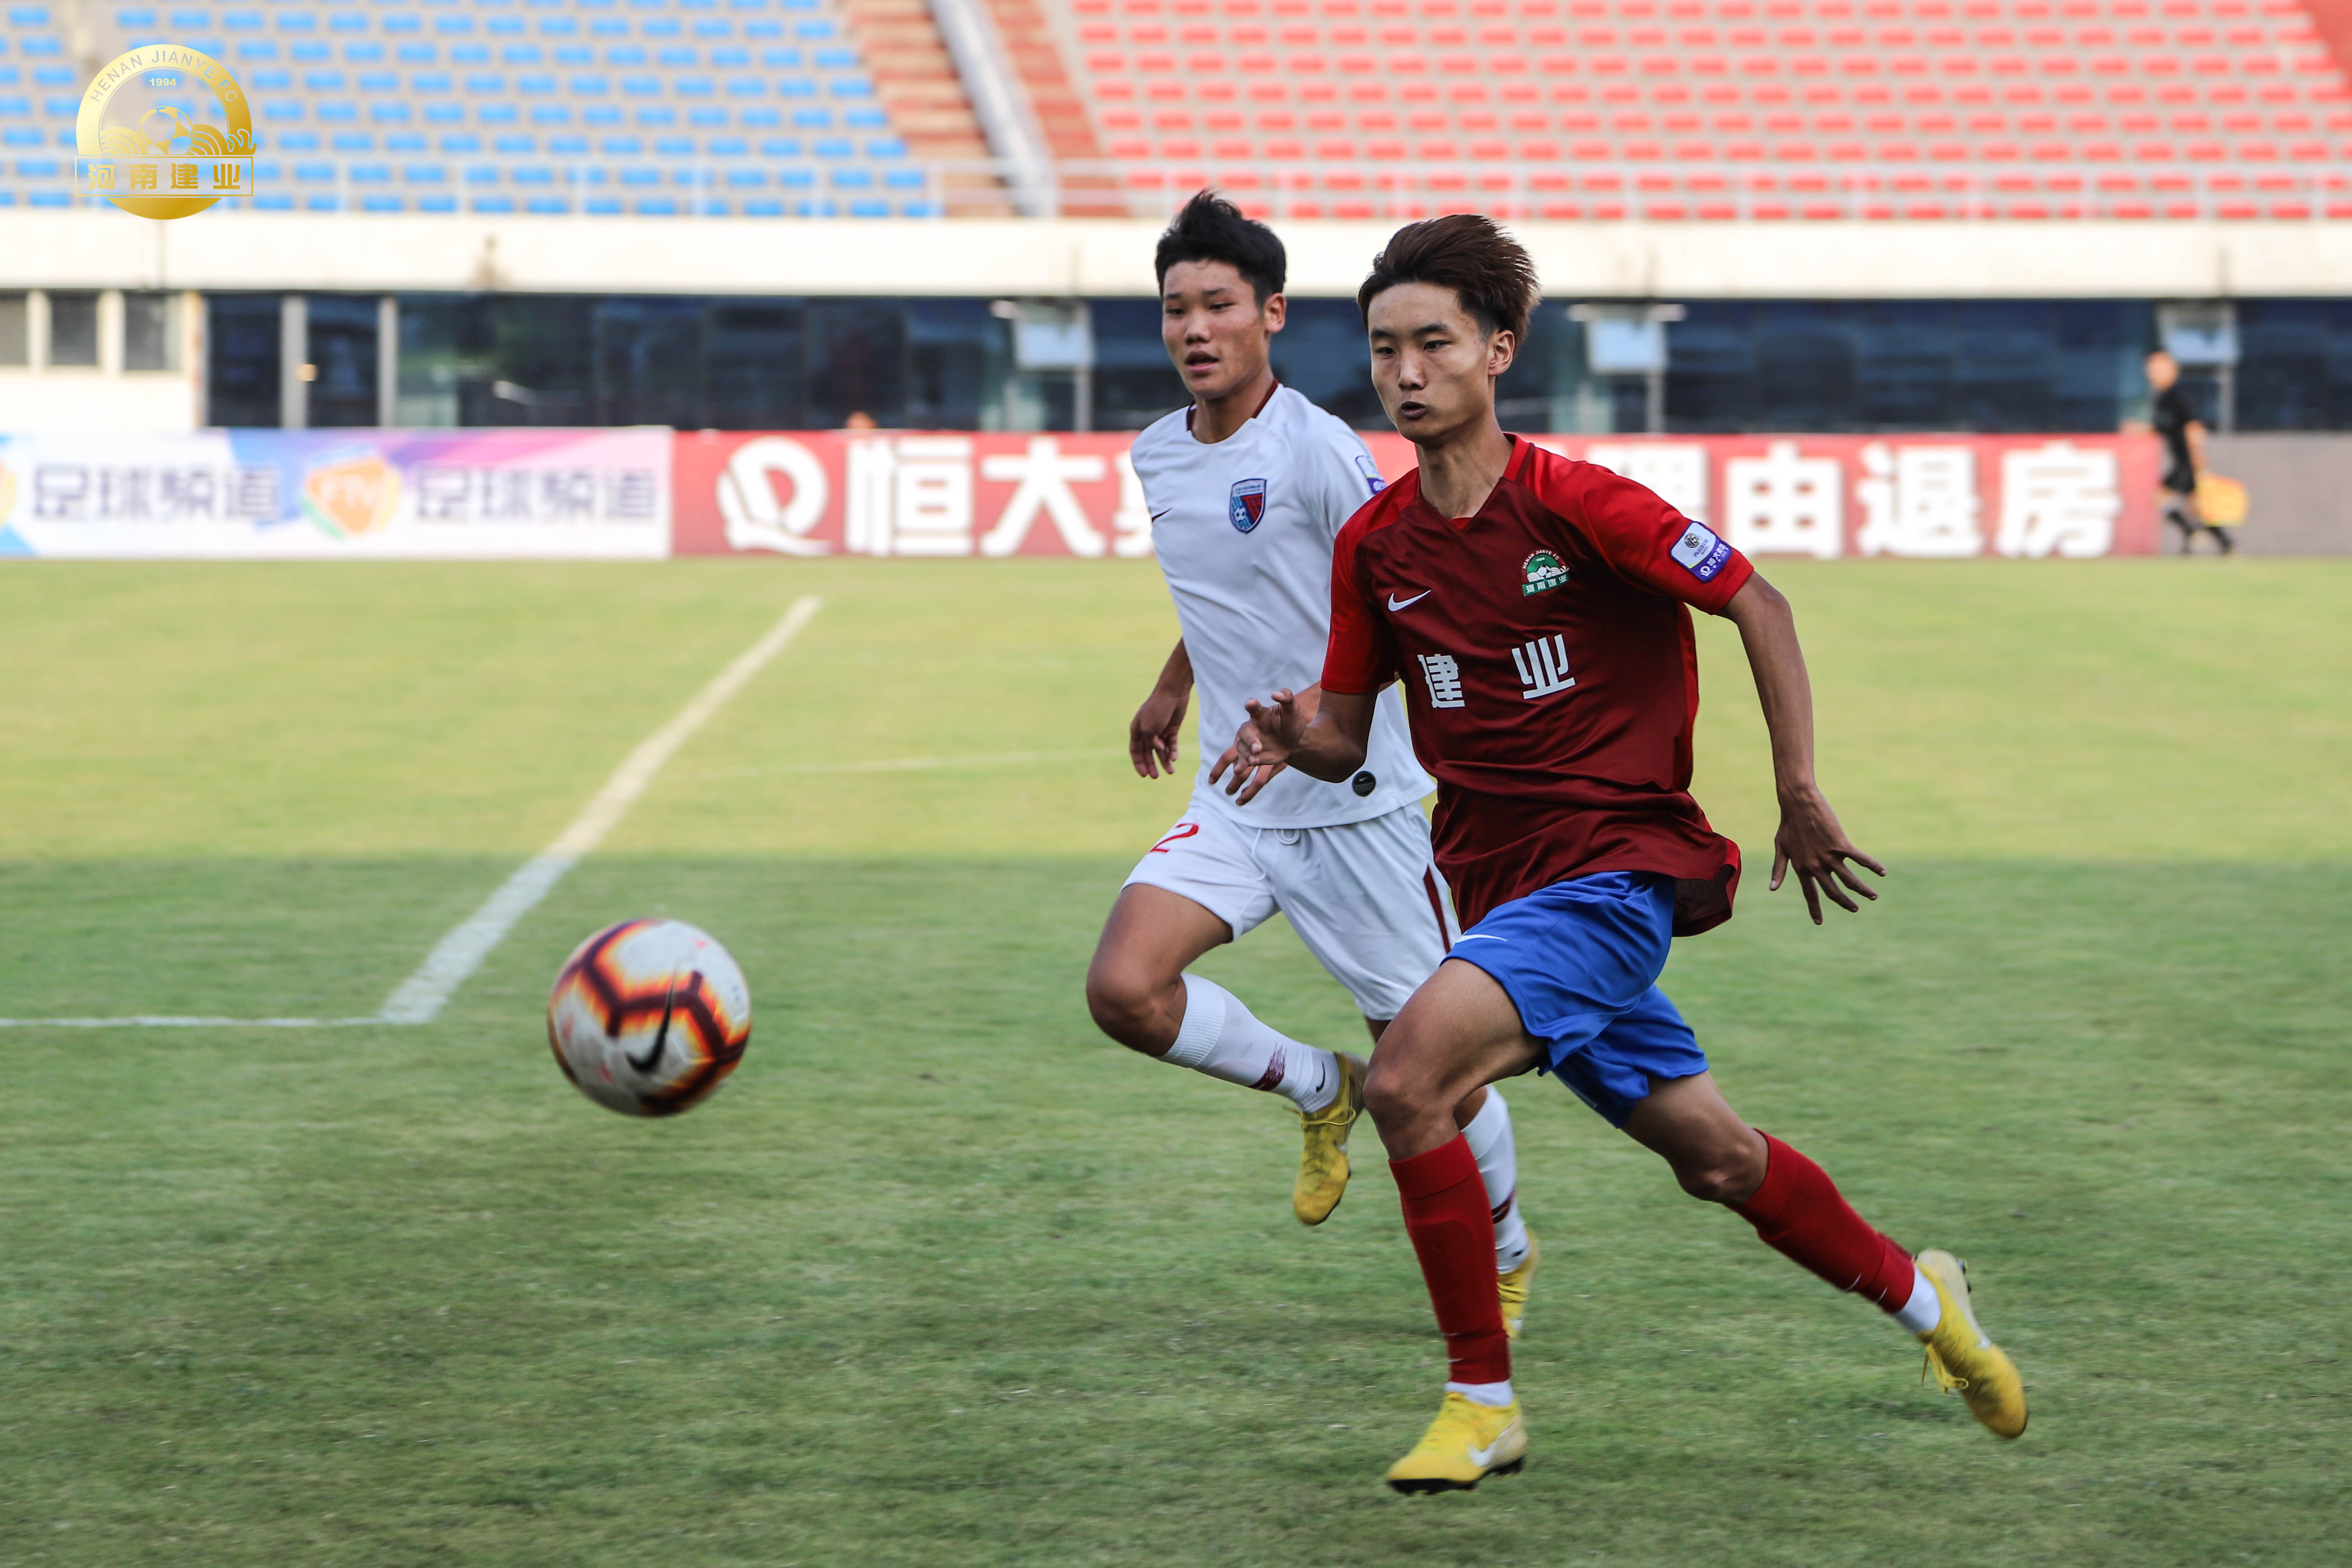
1447 871 1709 1127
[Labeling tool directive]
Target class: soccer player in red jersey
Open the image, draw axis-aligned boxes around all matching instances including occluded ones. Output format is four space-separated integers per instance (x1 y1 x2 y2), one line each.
1221 216 2029 1491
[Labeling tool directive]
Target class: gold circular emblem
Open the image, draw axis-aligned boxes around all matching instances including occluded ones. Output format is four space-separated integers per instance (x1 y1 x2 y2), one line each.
76 46 255 220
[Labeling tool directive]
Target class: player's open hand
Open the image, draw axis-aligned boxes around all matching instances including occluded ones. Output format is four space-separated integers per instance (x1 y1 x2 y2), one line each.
1212 688 1306 799
1129 683 1189 779
1770 785 1886 924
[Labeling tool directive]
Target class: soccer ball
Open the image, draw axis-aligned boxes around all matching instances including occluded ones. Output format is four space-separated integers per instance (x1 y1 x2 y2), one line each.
546 919 752 1116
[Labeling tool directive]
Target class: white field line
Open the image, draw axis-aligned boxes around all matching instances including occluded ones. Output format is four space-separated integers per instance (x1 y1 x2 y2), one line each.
0 595 823 1033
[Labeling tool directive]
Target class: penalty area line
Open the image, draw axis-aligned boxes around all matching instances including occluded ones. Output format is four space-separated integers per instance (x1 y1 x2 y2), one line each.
0 595 824 1033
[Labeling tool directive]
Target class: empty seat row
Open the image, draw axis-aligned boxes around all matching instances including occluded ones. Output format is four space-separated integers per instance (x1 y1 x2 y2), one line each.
259 128 904 152
217 42 858 62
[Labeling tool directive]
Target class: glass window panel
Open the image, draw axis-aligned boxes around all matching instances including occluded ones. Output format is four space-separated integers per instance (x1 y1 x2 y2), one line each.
49 291 100 367
206 295 282 426
123 291 176 372
0 293 26 366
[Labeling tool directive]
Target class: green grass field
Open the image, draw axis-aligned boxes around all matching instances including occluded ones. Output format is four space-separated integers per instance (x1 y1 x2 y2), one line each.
0 558 2345 1567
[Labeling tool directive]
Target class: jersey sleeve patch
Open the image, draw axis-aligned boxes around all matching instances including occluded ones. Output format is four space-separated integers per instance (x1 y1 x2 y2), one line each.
1354 453 1387 495
1669 520 1734 583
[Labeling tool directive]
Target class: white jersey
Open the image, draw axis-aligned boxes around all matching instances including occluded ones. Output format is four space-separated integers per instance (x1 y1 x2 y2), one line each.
1129 385 1431 830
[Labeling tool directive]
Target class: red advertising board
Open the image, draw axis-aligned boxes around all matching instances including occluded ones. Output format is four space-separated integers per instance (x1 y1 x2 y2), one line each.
673 429 2161 560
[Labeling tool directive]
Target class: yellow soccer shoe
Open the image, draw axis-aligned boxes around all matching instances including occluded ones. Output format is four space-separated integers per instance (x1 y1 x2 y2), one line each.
1293 1051 1365 1226
1915 1247 2029 1439
1498 1229 1539 1341
1384 1391 1527 1494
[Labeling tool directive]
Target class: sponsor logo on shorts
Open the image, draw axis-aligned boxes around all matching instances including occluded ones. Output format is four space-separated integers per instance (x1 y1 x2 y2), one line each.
1669 521 1733 582
1229 477 1268 533
1520 550 1568 595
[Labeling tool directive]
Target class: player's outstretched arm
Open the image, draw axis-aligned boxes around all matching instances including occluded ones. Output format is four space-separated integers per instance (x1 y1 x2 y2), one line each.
1719 576 1887 924
1217 687 1375 789
1130 639 1193 779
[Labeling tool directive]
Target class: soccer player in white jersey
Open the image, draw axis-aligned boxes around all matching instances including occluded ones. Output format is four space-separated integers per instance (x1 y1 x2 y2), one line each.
1084 194 1536 1328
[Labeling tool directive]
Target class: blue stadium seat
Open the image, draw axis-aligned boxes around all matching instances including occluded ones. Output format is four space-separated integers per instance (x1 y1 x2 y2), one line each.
2 129 42 148
777 76 814 98
251 192 294 208
330 11 368 33
635 105 674 125
761 48 801 67
348 43 386 63
794 199 836 217
608 45 645 64
399 44 437 63
725 75 761 97
724 166 763 187
350 162 390 184
464 164 499 184
813 46 853 67
277 129 318 150
742 197 782 215
386 132 427 151
470 195 514 212
829 76 872 99
117 8 157 25
844 108 884 129
792 108 829 128
740 106 779 127
32 65 69 84
776 166 811 188
600 134 640 154
619 166 659 185
449 44 489 64
304 69 346 90
262 101 304 121
867 136 905 157
882 166 921 187
570 73 608 93
711 45 747 65
549 133 587 153
362 194 403 211
898 200 937 217
493 132 533 151
504 46 544 65
688 106 724 126
247 67 290 88
294 159 333 181
41 94 75 117
404 162 447 183
707 134 746 154
635 197 677 215
696 18 730 37
652 133 690 153
828 166 868 188
18 36 60 57
438 132 480 152
28 190 72 207
331 132 373 150
540 15 577 34
477 102 517 124
582 105 620 125
290 41 329 61
169 8 208 27
531 105 570 124
512 165 553 185
237 40 279 60
417 193 456 211
380 14 419 34
465 72 504 93
848 199 886 217
586 195 622 213
487 16 526 37
316 100 357 123
434 14 473 33
590 18 626 37
371 102 412 123
620 72 658 93
358 67 396 89
517 71 555 92
277 9 317 32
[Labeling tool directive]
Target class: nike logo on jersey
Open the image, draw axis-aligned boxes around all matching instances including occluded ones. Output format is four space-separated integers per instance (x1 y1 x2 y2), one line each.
1151 508 1172 521
1387 589 1434 611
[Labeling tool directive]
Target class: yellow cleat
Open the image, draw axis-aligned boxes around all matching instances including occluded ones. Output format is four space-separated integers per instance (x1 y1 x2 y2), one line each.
1293 1051 1365 1226
1915 1247 2029 1439
1498 1229 1539 1340
1384 1391 1527 1494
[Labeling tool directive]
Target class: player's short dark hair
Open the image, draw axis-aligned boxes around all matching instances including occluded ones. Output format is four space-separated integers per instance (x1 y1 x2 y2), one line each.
1356 214 1538 341
1154 190 1286 305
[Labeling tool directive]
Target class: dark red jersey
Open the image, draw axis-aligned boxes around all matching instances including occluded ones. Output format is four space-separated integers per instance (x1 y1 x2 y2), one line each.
1321 437 1754 934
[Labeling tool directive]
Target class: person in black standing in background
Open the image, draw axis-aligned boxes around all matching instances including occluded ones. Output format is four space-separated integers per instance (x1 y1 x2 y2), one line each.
2146 350 2233 555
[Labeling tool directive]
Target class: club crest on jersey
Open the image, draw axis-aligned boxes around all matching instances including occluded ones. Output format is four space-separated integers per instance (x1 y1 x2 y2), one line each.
1229 477 1269 533
1521 549 1569 595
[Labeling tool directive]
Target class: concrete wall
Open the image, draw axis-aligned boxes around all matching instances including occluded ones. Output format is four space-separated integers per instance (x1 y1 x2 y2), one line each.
5 212 2352 300
0 290 206 434
2206 434 2352 554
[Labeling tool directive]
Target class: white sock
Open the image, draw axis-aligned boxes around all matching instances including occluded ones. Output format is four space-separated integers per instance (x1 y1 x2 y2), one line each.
1446 1379 1516 1408
1162 975 1341 1114
1460 1087 1530 1273
1893 1264 1942 1335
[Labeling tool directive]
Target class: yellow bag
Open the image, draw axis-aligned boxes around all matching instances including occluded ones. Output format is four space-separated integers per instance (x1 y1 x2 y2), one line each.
2195 473 2249 528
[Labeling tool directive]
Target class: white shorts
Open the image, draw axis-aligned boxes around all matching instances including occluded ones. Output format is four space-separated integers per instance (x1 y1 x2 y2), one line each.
1122 790 1458 1021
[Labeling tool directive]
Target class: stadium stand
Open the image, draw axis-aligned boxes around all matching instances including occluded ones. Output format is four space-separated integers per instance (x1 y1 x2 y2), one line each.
1053 0 2352 220
0 0 959 214
3 0 2348 217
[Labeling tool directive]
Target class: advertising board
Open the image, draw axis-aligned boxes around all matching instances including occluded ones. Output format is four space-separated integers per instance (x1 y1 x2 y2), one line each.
0 429 670 559
672 430 2162 560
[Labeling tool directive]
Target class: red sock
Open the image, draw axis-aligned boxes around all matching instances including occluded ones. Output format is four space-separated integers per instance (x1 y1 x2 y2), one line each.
1734 1132 1918 1314
1391 1135 1511 1385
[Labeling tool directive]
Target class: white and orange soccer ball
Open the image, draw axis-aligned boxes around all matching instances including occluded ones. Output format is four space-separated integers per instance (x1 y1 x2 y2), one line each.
546 919 752 1116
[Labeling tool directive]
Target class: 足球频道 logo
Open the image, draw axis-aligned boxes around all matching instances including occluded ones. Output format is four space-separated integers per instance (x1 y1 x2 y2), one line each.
1521 549 1569 595
76 46 255 220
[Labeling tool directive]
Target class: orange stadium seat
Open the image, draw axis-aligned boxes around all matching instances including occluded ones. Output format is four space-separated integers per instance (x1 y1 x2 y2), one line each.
1034 0 2352 219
